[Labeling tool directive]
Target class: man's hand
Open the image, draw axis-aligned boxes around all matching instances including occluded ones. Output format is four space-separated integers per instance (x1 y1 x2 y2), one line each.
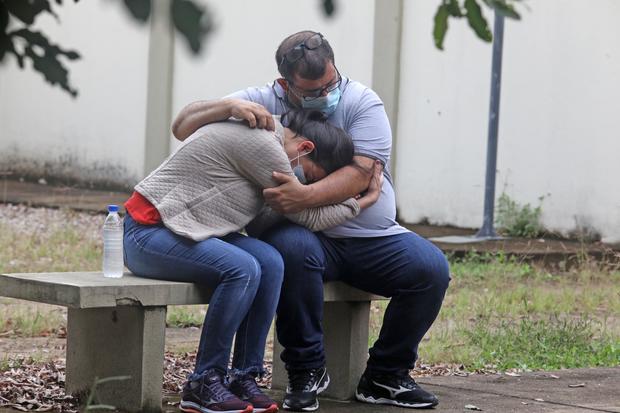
263 171 312 214
229 99 275 131
357 160 384 210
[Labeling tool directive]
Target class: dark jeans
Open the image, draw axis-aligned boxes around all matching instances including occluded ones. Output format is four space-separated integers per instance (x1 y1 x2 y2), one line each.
123 215 284 380
260 223 450 374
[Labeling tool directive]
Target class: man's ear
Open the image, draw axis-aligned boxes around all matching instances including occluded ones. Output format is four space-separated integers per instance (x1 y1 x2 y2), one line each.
298 140 315 154
276 78 288 91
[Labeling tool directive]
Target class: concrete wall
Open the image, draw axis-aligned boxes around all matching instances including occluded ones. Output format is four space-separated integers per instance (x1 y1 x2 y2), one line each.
2 0 619 242
0 1 149 188
0 0 375 187
394 0 620 242
171 0 376 150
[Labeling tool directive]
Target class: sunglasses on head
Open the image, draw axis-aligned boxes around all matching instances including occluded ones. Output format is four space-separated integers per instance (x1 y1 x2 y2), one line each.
278 32 324 68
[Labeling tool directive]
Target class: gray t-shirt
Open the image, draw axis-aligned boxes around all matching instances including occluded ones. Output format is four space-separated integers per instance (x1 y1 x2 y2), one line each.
227 78 408 238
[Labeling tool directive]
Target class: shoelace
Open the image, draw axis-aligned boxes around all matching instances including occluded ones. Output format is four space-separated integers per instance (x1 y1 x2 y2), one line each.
200 375 235 402
288 369 319 392
236 375 264 397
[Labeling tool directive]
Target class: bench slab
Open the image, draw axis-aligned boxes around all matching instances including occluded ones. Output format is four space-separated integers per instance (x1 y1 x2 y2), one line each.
0 272 387 411
0 272 384 308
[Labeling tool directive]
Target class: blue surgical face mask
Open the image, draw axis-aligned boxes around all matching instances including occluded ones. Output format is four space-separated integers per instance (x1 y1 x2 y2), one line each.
289 151 310 184
301 87 341 117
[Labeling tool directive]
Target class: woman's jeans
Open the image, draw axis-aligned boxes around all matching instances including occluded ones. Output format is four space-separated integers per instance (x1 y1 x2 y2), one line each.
123 214 284 380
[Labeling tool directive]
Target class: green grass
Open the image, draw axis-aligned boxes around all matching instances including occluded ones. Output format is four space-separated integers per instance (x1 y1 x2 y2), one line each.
0 301 65 336
368 252 620 371
0 223 102 274
464 316 619 370
166 305 206 328
2 210 619 372
0 354 46 372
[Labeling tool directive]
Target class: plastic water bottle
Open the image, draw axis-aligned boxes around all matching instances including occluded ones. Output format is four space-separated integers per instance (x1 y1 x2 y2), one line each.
103 205 124 278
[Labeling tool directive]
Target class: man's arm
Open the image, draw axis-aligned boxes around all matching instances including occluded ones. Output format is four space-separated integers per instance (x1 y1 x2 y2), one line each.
263 155 375 214
263 85 392 215
171 98 275 141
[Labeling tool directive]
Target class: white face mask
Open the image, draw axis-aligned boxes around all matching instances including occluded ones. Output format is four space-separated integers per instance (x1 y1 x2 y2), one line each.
289 151 310 184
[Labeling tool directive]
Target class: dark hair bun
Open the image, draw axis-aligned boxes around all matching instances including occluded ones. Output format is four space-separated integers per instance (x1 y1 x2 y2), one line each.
281 108 354 175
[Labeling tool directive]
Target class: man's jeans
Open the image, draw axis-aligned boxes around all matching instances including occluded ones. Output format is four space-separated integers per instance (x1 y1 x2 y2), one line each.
260 223 450 374
123 215 284 380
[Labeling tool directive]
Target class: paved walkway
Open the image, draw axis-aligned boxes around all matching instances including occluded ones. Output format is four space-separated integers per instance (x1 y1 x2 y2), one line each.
258 368 620 412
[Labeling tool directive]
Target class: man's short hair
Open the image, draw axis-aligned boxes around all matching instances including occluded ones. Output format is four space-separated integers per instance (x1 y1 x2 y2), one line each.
275 30 335 81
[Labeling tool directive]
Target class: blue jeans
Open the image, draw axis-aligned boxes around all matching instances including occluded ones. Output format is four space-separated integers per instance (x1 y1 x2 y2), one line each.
123 215 284 380
260 223 450 374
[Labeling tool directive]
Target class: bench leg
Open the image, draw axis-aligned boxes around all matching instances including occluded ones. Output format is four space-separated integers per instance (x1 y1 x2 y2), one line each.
271 301 370 400
66 306 167 412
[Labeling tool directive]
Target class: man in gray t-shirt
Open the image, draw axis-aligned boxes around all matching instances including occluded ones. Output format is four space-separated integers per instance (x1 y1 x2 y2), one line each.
172 31 450 411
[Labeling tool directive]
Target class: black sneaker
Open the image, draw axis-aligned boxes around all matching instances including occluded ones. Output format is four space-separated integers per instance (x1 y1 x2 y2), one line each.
355 369 438 409
180 370 253 413
282 367 330 412
230 373 278 413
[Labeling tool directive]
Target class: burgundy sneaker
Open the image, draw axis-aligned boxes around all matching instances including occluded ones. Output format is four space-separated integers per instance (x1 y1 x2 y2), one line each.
180 370 253 413
230 373 278 413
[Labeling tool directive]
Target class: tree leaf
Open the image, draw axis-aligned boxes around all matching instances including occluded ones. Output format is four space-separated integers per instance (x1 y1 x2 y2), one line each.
484 0 520 19
464 0 492 42
11 28 80 96
1 3 9 33
447 0 463 17
322 0 336 16
0 3 9 62
4 0 58 25
433 4 450 50
171 0 211 54
123 0 151 23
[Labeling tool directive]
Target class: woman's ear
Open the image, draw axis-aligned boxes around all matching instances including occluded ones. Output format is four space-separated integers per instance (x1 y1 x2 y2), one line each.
276 78 288 91
298 140 315 154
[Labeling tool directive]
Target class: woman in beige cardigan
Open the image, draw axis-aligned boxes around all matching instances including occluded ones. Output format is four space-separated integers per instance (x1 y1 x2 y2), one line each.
123 110 381 413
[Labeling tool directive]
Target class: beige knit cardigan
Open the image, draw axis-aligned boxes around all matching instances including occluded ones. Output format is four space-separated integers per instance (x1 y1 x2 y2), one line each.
135 118 360 241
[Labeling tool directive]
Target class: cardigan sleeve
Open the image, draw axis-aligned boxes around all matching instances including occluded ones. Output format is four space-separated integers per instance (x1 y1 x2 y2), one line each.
284 198 360 232
232 126 361 233
246 198 360 237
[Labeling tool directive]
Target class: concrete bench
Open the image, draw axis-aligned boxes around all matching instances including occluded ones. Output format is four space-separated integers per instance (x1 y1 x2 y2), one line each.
0 271 386 412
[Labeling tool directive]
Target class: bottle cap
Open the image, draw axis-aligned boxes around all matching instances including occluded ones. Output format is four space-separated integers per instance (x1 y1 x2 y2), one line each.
107 204 119 212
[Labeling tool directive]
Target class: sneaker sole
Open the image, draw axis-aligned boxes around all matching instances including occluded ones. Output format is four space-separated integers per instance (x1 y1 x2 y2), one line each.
355 391 437 409
282 401 318 412
253 404 278 413
180 400 254 413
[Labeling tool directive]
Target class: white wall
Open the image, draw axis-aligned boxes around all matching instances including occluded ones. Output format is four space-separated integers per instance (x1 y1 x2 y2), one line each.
395 0 620 242
0 1 149 187
171 0 376 149
0 0 377 184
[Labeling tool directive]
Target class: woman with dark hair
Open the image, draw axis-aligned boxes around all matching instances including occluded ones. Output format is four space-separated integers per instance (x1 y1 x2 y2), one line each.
123 109 382 413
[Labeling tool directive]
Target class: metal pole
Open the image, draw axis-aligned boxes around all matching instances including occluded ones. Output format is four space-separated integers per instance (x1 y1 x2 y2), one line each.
476 11 505 238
